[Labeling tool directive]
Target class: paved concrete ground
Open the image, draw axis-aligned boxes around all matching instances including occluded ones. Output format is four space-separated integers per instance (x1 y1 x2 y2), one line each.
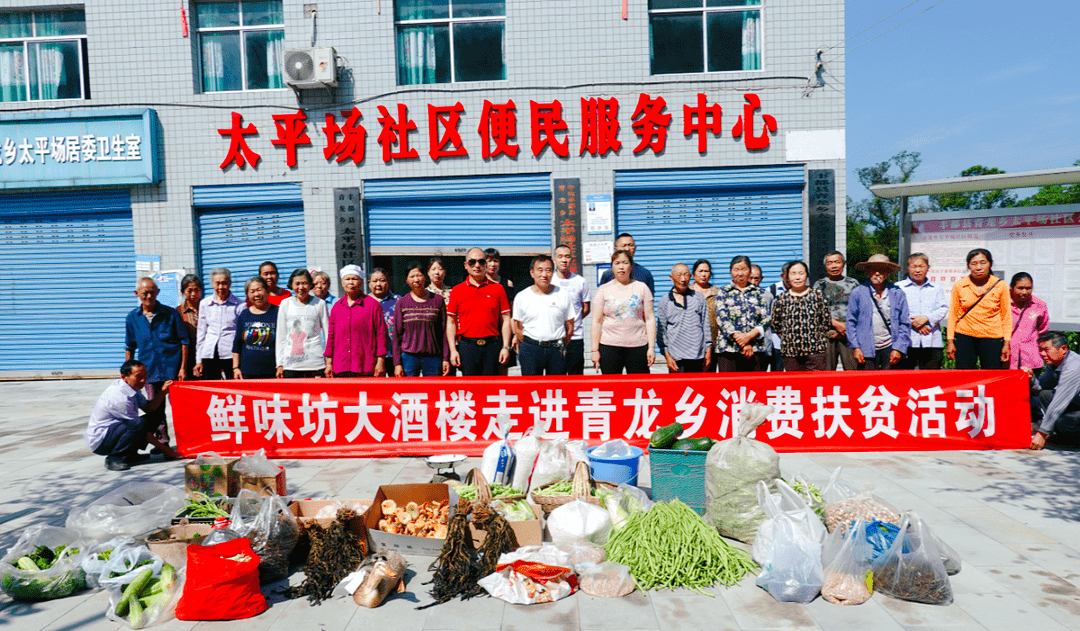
1 378 1079 631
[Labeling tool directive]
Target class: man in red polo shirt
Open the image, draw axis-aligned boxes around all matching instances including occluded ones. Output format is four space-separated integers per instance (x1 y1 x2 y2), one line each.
447 247 512 376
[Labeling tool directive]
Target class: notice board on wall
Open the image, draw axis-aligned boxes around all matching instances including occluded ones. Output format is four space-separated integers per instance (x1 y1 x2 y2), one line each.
909 203 1080 329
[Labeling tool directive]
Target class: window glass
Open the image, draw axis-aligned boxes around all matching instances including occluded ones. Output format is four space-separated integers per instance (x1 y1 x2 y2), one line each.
707 0 759 7
201 31 242 92
197 2 241 28
245 29 283 89
243 0 283 26
36 9 86 36
0 42 28 102
453 21 504 81
30 41 80 100
397 25 450 85
395 0 449 21
707 10 759 71
649 0 702 9
650 13 703 75
453 0 505 18
0 13 32 39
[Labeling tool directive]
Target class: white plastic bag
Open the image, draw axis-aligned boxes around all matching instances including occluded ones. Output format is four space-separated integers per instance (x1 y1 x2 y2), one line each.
313 501 369 520
822 466 858 505
106 561 185 628
548 499 613 546
480 415 516 486
577 561 635 597
567 439 590 471
477 548 577 605
234 449 280 477
511 426 542 492
754 517 823 603
0 525 88 601
821 519 874 605
97 544 164 592
558 542 606 570
528 439 572 494
193 452 227 467
228 490 299 583
591 439 632 459
81 536 136 589
604 483 654 529
752 480 826 564
872 512 953 605
703 402 779 543
67 482 187 542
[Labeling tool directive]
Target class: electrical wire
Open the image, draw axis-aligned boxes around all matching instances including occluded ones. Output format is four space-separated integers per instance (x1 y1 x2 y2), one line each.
827 0 949 62
821 0 925 54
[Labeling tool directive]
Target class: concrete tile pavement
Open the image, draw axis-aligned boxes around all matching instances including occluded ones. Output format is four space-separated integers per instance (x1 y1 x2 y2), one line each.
1 379 1080 631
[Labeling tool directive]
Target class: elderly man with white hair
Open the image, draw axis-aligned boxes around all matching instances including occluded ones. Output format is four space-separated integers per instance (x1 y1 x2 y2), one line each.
125 276 189 448
324 264 388 378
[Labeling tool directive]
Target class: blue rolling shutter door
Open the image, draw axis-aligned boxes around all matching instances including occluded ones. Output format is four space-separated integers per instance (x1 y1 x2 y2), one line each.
194 183 306 281
614 166 805 297
365 174 551 255
0 190 135 371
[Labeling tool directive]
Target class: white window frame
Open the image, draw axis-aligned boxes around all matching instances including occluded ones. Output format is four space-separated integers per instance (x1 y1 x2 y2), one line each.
394 0 506 85
648 0 765 76
195 1 285 93
0 10 88 101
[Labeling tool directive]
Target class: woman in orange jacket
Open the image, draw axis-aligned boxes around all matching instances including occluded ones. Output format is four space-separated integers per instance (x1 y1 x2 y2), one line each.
946 248 1011 369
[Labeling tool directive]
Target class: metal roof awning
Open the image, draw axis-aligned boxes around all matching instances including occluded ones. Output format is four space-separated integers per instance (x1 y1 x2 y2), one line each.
870 166 1080 199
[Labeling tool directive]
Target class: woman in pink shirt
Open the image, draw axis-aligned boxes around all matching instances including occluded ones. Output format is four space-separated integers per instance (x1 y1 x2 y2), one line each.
1009 272 1049 370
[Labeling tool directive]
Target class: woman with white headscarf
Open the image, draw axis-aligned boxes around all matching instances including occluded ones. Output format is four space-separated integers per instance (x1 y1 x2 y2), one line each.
324 265 388 378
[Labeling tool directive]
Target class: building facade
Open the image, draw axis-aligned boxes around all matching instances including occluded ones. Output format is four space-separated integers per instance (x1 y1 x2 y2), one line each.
0 0 845 376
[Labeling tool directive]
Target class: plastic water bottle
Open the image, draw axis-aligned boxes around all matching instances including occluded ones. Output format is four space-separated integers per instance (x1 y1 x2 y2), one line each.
203 516 240 546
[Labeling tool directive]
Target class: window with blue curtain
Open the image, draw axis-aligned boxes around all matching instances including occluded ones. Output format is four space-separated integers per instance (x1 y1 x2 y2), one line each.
395 0 505 85
196 1 285 93
0 9 88 102
648 0 761 75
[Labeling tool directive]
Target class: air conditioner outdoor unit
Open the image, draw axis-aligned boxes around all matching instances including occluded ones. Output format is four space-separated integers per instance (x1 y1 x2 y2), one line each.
282 47 337 89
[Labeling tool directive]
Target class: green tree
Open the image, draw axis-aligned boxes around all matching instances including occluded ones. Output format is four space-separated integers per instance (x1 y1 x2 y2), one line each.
930 165 1017 210
1016 159 1080 206
846 150 922 273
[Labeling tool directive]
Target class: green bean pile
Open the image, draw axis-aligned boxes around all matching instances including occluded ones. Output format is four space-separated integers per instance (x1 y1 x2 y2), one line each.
605 499 757 594
532 480 605 497
454 483 521 500
177 492 230 519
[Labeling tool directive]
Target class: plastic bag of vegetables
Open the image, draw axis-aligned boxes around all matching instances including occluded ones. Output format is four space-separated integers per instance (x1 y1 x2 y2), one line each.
81 537 137 589
703 402 779 543
106 558 184 629
604 483 654 529
228 490 299 583
0 525 88 601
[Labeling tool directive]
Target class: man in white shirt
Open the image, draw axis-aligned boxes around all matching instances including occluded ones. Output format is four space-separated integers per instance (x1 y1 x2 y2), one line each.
897 253 949 369
550 243 592 375
513 254 575 376
85 360 179 471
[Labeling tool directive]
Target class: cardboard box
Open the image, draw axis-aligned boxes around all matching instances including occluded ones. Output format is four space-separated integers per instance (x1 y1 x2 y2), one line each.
143 524 212 567
184 459 239 498
239 466 287 497
291 499 371 556
365 484 450 557
468 502 544 548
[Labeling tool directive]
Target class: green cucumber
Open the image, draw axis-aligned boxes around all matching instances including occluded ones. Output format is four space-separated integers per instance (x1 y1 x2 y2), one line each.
671 437 714 451
16 556 39 571
649 422 684 449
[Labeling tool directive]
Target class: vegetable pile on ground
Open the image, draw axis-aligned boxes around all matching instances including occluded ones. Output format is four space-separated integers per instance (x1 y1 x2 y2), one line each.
419 500 519 609
286 508 366 605
605 499 757 594
114 564 177 629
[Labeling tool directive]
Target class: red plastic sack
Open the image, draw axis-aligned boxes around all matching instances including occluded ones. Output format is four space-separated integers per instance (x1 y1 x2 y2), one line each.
175 538 267 621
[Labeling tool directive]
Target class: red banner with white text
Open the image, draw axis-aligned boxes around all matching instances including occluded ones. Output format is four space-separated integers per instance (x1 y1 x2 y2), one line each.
170 370 1031 459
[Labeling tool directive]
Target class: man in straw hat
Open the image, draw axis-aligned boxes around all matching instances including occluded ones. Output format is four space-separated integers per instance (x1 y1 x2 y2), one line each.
846 254 912 370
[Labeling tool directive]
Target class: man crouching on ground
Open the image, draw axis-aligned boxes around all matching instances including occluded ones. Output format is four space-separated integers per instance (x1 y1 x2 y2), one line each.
85 360 181 470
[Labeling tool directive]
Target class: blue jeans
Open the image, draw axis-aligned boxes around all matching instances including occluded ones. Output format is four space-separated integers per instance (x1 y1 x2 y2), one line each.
518 341 567 376
401 352 443 377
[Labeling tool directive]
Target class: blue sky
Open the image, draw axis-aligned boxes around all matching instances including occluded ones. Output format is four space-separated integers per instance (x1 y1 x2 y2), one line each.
844 0 1080 202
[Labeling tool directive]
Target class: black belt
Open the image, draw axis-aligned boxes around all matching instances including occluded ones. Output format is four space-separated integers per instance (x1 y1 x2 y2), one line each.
459 335 500 346
523 336 562 348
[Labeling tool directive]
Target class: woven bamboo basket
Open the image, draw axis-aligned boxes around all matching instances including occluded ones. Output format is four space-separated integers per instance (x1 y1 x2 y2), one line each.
530 461 618 516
